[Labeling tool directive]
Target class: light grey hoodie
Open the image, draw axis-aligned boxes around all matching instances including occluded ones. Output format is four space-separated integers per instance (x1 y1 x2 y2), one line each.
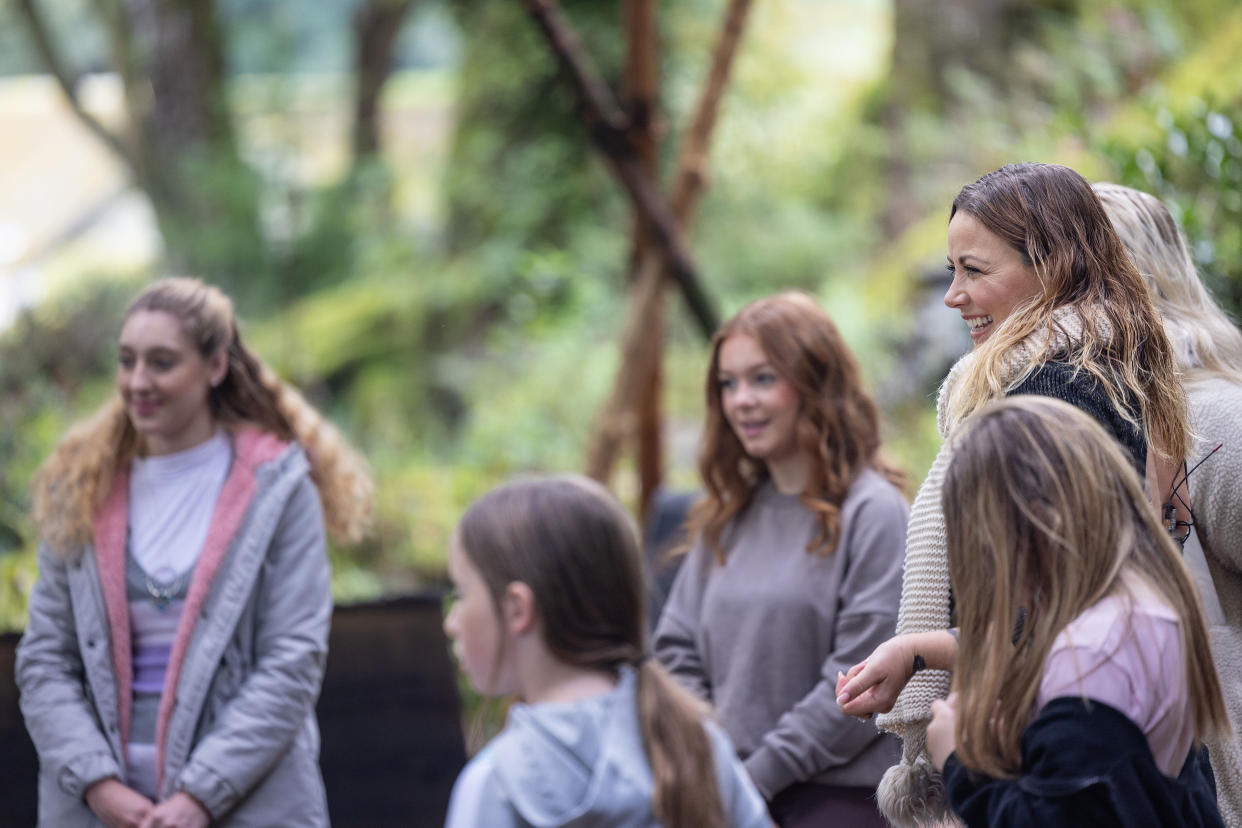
443 667 770 828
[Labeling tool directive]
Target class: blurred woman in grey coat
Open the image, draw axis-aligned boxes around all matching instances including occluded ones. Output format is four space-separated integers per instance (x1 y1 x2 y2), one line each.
17 277 372 827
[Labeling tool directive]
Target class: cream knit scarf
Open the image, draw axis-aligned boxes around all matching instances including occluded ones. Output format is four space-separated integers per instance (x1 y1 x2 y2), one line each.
875 307 1092 826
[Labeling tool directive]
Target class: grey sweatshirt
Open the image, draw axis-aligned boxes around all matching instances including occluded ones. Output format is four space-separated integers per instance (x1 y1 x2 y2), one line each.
653 469 907 799
442 667 770 828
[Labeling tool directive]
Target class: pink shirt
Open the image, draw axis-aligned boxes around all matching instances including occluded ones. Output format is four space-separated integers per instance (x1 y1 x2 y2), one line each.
1037 591 1193 777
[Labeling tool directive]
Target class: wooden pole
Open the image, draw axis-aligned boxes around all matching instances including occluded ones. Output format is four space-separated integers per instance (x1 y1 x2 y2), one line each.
519 0 719 339
585 0 755 485
623 0 665 522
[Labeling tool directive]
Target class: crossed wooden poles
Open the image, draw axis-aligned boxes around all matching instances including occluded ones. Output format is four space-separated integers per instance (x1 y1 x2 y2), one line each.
520 0 754 518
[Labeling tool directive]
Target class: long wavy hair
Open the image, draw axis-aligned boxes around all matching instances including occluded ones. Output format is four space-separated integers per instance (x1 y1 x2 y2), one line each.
32 277 372 556
456 475 727 828
945 163 1187 463
685 292 904 562
1095 182 1242 383
943 397 1229 779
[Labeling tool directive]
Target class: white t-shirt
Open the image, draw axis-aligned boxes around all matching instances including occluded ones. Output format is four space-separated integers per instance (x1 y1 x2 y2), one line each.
128 430 232 577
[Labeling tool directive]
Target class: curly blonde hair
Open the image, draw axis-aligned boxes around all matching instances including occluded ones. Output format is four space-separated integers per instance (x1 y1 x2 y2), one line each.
945 163 1188 463
686 292 904 562
32 277 372 556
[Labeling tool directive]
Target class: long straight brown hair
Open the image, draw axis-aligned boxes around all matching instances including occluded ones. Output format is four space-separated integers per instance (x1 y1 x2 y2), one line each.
456 475 727 828
942 396 1229 778
687 292 904 562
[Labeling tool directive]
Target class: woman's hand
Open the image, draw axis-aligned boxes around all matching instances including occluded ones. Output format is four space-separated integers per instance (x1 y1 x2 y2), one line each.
927 693 959 773
84 778 154 828
835 636 915 717
139 792 210 828
836 630 960 718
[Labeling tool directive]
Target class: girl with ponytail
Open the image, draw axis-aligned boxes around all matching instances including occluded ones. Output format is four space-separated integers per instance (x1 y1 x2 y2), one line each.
442 474 769 828
17 276 372 827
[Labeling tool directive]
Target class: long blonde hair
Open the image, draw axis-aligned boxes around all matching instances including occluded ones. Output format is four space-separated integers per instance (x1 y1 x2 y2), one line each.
1095 182 1242 383
32 277 372 555
456 475 727 828
942 396 1229 779
946 164 1187 463
686 292 904 561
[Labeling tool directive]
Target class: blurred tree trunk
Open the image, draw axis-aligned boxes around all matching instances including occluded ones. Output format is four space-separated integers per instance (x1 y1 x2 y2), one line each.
125 0 266 285
623 0 664 522
16 0 421 307
352 0 418 163
581 0 753 489
16 0 267 299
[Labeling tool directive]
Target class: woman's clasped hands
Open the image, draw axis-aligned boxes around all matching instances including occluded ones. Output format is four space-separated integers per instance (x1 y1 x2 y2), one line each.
85 779 209 828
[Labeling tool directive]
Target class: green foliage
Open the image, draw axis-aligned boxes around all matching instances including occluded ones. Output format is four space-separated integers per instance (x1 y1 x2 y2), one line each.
10 0 1242 645
442 0 626 262
1101 100 1242 318
1093 6 1242 319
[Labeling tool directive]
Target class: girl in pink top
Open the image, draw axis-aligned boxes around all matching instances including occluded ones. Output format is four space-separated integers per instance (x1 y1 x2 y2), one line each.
928 396 1230 826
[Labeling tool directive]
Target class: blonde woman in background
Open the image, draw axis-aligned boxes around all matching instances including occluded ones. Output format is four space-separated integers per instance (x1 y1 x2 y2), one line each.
17 277 372 827
1096 181 1242 828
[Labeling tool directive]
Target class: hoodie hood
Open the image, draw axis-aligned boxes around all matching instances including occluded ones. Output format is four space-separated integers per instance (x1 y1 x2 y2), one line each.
490 667 659 827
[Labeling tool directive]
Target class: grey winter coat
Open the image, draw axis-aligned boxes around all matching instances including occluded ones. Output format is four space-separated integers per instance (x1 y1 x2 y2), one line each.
16 430 332 827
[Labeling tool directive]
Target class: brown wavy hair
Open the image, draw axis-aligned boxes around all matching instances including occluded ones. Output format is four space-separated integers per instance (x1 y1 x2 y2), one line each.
456 475 727 828
32 277 373 556
943 397 1229 779
945 163 1187 463
686 292 904 562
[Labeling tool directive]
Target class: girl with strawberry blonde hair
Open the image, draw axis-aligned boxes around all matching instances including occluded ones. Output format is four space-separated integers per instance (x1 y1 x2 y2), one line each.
655 292 909 827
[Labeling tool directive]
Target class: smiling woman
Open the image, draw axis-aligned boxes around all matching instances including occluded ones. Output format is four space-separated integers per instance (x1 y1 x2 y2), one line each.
653 292 909 828
117 310 228 457
716 332 804 490
16 277 372 828
943 210 1040 345
829 163 1193 828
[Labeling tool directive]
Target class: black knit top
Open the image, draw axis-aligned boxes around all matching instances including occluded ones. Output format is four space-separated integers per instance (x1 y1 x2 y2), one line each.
1006 361 1147 478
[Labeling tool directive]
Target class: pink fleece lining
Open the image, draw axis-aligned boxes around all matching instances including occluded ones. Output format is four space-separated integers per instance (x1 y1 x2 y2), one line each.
92 428 289 793
92 468 133 757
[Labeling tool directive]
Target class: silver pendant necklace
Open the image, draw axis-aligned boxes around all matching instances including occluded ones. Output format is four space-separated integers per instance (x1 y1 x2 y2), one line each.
145 565 185 612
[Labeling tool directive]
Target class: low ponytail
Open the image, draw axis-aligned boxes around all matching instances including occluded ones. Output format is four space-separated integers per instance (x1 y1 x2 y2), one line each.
458 477 734 828
636 659 727 828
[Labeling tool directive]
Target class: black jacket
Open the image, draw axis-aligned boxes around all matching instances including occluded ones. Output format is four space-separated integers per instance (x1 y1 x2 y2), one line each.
943 696 1222 828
